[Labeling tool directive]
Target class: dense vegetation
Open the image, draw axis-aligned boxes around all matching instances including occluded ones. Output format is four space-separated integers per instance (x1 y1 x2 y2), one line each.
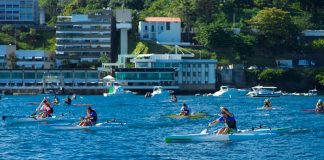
0 0 323 88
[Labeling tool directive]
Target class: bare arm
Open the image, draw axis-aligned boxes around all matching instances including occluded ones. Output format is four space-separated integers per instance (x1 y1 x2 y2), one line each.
209 119 219 126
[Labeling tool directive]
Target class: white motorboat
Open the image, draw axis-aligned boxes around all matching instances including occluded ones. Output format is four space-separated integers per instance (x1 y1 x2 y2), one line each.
103 85 135 96
247 86 281 97
150 86 173 98
213 86 248 97
303 88 318 96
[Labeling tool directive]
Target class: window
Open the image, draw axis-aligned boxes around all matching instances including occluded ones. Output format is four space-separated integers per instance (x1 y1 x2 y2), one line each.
145 26 148 31
151 25 155 32
166 22 170 30
161 26 163 30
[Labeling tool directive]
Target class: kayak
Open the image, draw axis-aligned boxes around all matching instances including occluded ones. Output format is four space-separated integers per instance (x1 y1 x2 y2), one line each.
2 116 57 123
165 127 289 143
301 109 324 113
163 112 209 119
1 112 72 123
51 122 126 130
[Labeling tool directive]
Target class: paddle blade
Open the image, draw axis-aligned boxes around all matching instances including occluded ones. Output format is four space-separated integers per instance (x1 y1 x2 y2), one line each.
200 128 208 134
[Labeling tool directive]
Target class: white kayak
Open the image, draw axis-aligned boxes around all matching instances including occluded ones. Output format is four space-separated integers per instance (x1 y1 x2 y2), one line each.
51 122 126 130
1 116 59 123
165 127 289 143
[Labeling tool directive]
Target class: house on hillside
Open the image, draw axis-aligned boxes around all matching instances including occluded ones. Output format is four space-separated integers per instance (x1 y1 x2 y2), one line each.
138 17 182 45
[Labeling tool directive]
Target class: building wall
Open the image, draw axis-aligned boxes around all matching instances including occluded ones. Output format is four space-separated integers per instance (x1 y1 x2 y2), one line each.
55 9 113 65
0 0 40 25
139 21 181 43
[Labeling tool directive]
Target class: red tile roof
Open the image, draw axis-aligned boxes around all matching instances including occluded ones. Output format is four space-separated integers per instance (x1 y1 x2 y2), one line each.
145 17 181 22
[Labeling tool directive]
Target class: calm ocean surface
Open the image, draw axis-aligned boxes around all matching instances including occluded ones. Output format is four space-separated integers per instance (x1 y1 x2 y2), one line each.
0 95 323 159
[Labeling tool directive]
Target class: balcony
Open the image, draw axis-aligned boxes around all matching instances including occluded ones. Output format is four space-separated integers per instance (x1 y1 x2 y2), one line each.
56 47 111 52
56 40 111 45
56 28 111 32
56 34 111 38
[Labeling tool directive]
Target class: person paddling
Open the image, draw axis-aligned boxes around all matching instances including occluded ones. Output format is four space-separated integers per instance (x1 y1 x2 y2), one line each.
65 96 72 105
37 97 54 118
208 107 237 135
171 95 177 102
79 107 97 126
179 103 191 116
53 96 59 105
315 99 323 112
263 99 272 109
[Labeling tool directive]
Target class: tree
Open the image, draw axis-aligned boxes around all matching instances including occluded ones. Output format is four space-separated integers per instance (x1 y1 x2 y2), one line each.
312 39 324 50
1 24 14 35
6 52 17 69
248 7 299 52
99 53 111 63
315 73 324 86
194 14 233 49
258 68 285 83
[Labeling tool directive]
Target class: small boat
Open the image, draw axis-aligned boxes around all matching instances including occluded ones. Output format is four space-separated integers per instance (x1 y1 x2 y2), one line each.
2 115 59 123
165 127 289 143
51 121 126 130
2 111 72 123
150 86 173 98
247 86 281 97
303 88 318 96
103 85 135 96
162 112 209 119
213 86 248 97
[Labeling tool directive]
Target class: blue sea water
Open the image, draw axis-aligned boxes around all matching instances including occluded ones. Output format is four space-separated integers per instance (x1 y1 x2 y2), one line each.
0 95 323 160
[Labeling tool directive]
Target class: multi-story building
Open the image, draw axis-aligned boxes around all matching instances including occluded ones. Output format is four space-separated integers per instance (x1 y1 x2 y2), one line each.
55 9 113 67
16 50 55 69
0 0 40 25
0 45 54 69
138 17 181 44
114 54 217 93
0 69 104 95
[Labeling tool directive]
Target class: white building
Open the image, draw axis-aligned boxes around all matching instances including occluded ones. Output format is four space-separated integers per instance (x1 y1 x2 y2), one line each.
138 17 181 44
55 9 112 66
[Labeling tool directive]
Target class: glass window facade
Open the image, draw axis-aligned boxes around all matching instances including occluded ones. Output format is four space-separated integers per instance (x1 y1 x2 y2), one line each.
12 72 22 79
62 72 73 79
75 72 86 79
24 72 35 79
116 72 173 81
0 72 10 79
87 72 98 79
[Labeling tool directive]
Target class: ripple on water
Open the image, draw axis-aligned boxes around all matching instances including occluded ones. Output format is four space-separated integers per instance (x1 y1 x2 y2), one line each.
0 95 324 159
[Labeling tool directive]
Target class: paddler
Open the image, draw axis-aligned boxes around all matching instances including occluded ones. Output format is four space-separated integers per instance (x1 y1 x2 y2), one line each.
53 96 59 105
171 95 177 102
64 96 72 105
315 99 323 112
208 106 237 135
263 99 272 109
79 107 98 126
179 102 191 116
37 97 54 118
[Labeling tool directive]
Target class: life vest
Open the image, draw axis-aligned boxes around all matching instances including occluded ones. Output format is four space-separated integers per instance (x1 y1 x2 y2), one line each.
43 103 53 114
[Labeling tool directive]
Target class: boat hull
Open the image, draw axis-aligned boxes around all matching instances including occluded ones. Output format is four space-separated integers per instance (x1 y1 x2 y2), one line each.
165 127 288 143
